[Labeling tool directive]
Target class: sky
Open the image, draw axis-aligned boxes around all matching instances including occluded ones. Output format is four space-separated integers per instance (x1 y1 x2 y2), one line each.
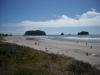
0 0 100 35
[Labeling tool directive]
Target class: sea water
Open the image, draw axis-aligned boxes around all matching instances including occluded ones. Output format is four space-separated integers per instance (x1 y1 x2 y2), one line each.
46 34 100 43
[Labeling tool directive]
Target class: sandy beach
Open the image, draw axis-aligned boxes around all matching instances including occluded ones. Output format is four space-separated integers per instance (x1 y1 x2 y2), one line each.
5 36 100 68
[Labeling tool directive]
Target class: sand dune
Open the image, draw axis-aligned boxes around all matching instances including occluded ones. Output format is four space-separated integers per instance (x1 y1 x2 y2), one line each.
5 36 100 69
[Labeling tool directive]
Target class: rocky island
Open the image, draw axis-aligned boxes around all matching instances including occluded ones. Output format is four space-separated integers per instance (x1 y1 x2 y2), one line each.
61 33 64 35
78 31 89 35
24 30 46 36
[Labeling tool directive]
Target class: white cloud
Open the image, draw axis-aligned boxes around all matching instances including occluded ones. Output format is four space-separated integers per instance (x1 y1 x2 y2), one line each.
2 8 100 29
76 9 100 26
20 15 77 28
79 8 100 19
20 9 100 28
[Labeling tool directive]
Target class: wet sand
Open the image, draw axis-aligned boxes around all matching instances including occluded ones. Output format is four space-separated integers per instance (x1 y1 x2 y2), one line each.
5 36 100 68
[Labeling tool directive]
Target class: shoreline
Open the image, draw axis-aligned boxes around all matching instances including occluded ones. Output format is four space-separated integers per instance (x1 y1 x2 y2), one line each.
4 36 100 69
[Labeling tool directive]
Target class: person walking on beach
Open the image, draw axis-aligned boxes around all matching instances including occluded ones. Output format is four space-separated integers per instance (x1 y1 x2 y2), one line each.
90 45 92 49
35 41 39 46
86 42 87 46
35 42 37 45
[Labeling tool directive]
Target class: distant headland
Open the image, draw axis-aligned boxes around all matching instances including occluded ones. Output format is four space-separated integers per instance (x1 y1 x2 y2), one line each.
24 30 46 36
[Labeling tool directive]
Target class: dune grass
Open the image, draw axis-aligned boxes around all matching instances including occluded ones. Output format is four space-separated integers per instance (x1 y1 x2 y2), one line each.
0 41 100 75
0 36 3 41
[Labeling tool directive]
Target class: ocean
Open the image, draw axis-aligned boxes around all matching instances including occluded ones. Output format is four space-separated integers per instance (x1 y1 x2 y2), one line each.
46 34 100 43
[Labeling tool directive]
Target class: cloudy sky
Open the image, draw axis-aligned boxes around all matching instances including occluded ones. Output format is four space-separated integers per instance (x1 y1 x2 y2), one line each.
0 0 100 35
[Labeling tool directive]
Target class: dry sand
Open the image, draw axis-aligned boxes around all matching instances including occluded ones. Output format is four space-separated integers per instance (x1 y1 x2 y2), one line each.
5 36 100 68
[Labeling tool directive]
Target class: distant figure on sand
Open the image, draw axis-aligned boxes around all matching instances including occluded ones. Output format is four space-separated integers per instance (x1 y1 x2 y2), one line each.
35 42 37 45
90 45 92 49
35 41 39 46
86 42 87 46
45 48 47 50
45 48 48 52
86 52 89 56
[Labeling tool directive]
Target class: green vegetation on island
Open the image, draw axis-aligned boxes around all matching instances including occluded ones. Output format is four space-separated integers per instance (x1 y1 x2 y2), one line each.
78 31 89 35
24 30 46 36
0 40 100 75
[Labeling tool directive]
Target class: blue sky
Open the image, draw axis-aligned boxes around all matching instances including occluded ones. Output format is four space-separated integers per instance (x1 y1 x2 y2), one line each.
0 0 100 35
